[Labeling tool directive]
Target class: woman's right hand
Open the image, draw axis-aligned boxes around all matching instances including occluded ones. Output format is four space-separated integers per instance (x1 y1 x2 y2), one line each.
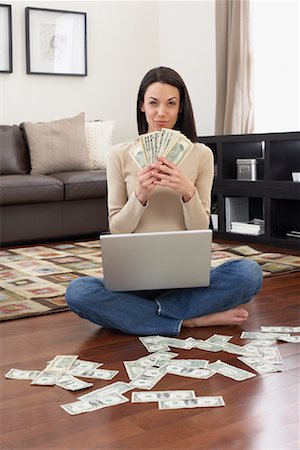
135 164 160 206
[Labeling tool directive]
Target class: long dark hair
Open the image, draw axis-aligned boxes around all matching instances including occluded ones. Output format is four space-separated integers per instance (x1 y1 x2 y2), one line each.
136 67 197 142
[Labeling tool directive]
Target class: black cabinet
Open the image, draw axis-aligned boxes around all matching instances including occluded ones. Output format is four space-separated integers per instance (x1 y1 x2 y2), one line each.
198 132 300 249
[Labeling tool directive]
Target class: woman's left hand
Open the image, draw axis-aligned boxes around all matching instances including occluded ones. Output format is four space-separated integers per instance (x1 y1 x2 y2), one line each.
152 156 196 202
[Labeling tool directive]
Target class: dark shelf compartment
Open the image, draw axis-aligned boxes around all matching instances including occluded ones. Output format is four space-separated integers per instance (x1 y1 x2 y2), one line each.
199 131 300 249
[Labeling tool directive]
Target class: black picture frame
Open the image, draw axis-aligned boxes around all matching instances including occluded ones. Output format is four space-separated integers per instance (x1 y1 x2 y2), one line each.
25 7 87 76
0 4 13 73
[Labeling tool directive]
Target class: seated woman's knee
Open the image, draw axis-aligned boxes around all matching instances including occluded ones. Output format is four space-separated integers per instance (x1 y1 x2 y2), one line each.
65 278 88 311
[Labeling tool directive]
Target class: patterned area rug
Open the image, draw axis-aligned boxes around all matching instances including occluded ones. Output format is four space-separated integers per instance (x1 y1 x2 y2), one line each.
1 241 300 321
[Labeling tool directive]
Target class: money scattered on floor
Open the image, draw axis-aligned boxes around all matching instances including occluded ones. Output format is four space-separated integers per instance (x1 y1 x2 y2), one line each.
129 129 194 168
4 325 299 415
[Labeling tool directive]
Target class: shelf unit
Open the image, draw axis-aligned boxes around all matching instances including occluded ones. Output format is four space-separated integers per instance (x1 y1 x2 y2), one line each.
198 131 300 249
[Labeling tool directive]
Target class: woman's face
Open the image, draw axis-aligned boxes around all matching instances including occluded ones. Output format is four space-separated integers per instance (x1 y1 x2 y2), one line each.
141 82 181 133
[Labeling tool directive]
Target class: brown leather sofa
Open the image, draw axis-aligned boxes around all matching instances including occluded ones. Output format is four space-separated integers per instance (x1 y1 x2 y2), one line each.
0 124 109 246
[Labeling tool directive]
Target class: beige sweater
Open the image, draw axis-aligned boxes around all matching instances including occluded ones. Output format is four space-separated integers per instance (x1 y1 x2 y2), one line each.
107 141 214 234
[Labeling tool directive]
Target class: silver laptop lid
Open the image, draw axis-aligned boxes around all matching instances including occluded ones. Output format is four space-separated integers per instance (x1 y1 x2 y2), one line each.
100 230 212 292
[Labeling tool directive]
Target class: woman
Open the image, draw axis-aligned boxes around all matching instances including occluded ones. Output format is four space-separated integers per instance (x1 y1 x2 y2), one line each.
66 67 262 336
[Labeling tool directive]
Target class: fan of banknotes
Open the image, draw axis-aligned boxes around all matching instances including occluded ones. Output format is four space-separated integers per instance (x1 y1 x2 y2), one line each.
129 128 194 169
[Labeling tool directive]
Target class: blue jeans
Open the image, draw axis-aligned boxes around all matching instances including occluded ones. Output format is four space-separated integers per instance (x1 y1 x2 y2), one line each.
66 259 262 336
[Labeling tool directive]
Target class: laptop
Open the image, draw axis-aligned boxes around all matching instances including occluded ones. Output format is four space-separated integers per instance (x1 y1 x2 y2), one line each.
100 229 212 292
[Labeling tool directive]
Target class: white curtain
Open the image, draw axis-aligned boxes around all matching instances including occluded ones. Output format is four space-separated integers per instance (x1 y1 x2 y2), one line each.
215 0 254 135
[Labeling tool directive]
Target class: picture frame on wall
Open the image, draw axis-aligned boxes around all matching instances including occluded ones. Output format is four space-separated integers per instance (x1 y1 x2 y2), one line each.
25 7 87 76
0 4 13 73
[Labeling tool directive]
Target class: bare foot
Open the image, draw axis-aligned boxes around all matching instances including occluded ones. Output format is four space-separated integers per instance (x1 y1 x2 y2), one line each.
182 307 249 328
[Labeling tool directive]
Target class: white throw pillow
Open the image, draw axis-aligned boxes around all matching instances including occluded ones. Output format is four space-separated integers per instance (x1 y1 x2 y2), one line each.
23 112 90 174
85 120 114 169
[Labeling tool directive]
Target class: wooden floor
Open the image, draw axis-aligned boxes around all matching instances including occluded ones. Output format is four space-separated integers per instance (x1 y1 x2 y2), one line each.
1 242 300 450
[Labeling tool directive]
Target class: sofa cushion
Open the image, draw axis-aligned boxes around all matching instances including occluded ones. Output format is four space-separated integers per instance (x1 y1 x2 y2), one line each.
22 112 90 175
0 175 64 206
0 125 30 175
85 120 114 169
51 170 107 201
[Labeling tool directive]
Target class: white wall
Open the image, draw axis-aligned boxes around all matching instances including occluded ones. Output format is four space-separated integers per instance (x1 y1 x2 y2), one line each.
158 1 216 136
0 1 299 143
0 1 160 143
252 0 300 133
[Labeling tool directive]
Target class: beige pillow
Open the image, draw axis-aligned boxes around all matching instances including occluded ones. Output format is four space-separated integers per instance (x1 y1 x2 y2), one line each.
85 120 114 169
23 112 90 174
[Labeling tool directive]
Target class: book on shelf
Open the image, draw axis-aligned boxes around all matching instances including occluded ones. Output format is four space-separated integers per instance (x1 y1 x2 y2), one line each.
230 219 265 236
286 230 300 239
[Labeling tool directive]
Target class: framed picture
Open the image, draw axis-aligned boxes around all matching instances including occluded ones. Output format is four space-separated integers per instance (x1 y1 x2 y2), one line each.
0 4 13 73
25 7 87 76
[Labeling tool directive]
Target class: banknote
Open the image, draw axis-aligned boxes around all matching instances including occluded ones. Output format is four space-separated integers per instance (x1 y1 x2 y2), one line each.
67 367 118 380
78 381 132 401
251 347 283 365
161 359 209 369
222 343 253 356
46 355 78 372
31 370 62 385
134 351 178 368
123 361 145 380
192 340 224 352
277 335 300 343
139 336 171 353
158 337 195 350
124 351 178 378
209 360 256 381
158 396 225 410
243 339 277 348
205 334 233 346
131 390 196 403
130 129 193 168
240 332 290 340
261 326 300 333
61 392 129 415
71 359 103 370
237 356 281 374
130 366 166 390
55 374 93 391
165 364 215 379
5 368 40 380
129 142 148 169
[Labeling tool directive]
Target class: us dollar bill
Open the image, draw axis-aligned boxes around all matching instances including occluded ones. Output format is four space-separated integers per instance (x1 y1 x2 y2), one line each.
131 390 196 403
78 381 132 401
252 347 283 365
237 356 281 374
71 359 103 370
158 396 225 410
205 334 233 346
31 370 62 385
165 364 215 379
277 335 300 343
55 374 93 391
240 332 290 340
67 367 118 380
139 336 171 353
161 359 209 369
61 392 129 415
208 360 256 381
129 142 147 169
158 337 195 350
129 366 166 390
222 343 254 356
46 355 78 372
164 134 193 165
261 326 300 333
192 339 224 352
5 368 41 380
